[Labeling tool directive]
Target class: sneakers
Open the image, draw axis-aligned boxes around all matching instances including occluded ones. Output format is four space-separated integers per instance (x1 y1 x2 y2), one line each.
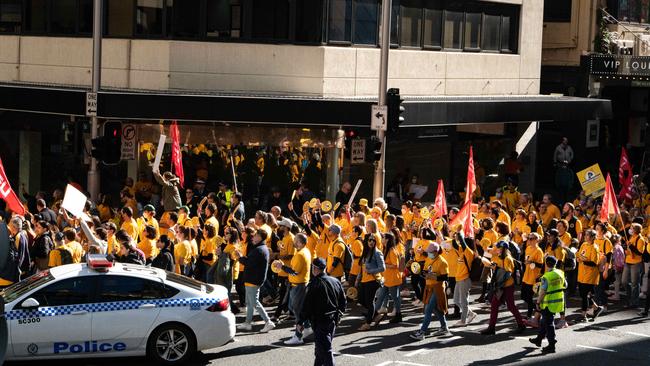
638 310 649 317
541 341 557 353
410 330 426 341
237 322 253 331
591 306 604 320
431 328 451 337
452 320 467 328
284 335 304 346
261 321 276 333
480 327 496 335
377 306 388 314
302 327 314 339
389 313 402 324
388 309 397 317
358 323 372 331
555 319 569 329
466 311 477 325
529 337 542 347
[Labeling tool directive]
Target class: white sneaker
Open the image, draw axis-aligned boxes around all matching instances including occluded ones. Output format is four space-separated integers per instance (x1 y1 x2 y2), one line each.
431 328 451 337
261 321 276 333
284 335 304 346
378 306 388 314
452 320 467 328
388 309 397 317
466 312 477 325
302 327 314 339
412 300 422 306
237 322 253 331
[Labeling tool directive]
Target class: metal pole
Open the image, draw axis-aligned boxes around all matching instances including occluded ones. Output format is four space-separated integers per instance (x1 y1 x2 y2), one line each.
373 0 391 199
88 0 103 200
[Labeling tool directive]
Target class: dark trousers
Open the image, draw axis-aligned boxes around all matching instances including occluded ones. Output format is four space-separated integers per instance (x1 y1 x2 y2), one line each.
313 320 336 366
537 308 556 344
521 283 535 318
489 286 524 328
411 268 425 300
236 276 246 307
274 277 290 318
578 283 596 311
359 280 380 324
645 271 650 312
566 269 578 296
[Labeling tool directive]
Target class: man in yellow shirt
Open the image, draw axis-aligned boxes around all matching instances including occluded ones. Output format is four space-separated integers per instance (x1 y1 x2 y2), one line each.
521 233 544 320
120 206 138 241
273 219 296 321
540 194 561 229
623 223 645 307
137 204 160 240
62 228 84 264
137 225 159 264
326 224 346 280
48 232 73 268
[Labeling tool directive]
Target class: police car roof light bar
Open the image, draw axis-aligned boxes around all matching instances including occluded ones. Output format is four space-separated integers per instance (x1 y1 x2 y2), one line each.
87 254 114 271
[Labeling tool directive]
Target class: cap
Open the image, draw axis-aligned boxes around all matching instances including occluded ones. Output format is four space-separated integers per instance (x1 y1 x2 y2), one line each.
55 232 65 242
496 241 509 249
329 224 342 236
359 198 368 207
547 228 559 237
312 258 327 271
278 218 293 229
545 255 558 267
218 181 227 187
195 179 206 185
143 204 155 212
179 206 190 213
425 242 440 253
370 207 382 215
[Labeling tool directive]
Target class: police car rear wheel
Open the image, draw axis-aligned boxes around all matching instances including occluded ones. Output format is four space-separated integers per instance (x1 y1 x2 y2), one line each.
148 323 196 365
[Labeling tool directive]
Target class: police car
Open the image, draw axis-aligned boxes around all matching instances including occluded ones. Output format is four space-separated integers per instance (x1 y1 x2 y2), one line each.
0 255 235 365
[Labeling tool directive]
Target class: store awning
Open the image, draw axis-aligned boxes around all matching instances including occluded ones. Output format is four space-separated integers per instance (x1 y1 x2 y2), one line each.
402 95 612 127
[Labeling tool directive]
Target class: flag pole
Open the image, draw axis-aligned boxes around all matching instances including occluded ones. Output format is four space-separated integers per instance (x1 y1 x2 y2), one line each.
230 151 238 194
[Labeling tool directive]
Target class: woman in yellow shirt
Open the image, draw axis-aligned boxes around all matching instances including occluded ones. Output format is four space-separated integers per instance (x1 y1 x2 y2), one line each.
174 226 193 276
348 226 365 286
137 225 159 264
374 232 403 323
623 223 645 307
511 209 531 246
521 232 544 319
356 234 386 331
577 229 604 320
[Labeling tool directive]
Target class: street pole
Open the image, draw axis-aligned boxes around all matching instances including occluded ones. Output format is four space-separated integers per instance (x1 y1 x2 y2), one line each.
373 0 391 199
87 0 103 200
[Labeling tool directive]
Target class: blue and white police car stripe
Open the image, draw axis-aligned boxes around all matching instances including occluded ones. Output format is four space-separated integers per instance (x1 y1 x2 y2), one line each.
6 298 218 321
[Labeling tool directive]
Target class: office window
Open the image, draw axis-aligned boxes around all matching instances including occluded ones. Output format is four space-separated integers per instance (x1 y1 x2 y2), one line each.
390 0 398 44
25 0 47 32
50 0 76 34
423 1 442 47
136 0 163 35
400 0 422 47
643 0 650 23
106 0 134 37
464 12 480 49
443 10 462 49
354 0 378 45
252 0 289 40
501 13 513 51
482 14 500 51
295 0 322 43
543 0 571 22
627 0 641 22
207 0 237 38
0 0 22 33
169 0 200 37
328 0 352 42
78 0 93 34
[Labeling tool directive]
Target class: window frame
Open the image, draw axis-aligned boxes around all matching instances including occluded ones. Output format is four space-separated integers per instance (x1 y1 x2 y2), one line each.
441 8 463 51
422 1 443 50
326 0 353 45
96 275 179 303
0 0 24 34
398 0 425 49
17 276 98 309
480 11 501 53
462 11 482 52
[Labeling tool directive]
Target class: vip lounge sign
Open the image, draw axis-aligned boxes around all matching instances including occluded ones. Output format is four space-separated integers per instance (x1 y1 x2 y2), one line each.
591 54 650 77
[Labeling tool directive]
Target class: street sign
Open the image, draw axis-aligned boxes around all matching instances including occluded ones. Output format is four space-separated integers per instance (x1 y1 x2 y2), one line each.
351 139 366 165
86 92 97 117
370 104 387 131
120 123 137 160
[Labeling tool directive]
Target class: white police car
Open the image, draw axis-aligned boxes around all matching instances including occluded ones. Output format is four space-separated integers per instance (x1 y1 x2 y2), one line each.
0 255 235 364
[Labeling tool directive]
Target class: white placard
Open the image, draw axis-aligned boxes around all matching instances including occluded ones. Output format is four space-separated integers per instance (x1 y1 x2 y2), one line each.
371 104 387 131
351 139 365 165
347 179 363 207
153 134 166 173
86 92 97 117
120 123 137 160
61 184 91 222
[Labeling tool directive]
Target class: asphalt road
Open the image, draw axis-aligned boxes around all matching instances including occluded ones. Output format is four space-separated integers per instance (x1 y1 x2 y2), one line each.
7 288 650 366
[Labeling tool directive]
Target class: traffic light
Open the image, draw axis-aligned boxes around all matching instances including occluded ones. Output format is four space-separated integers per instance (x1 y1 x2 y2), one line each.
344 129 359 159
103 121 122 164
366 136 383 162
386 88 405 134
90 136 106 161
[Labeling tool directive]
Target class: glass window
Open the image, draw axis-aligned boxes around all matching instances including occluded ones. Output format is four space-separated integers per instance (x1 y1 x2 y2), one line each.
482 14 500 50
106 0 134 37
443 10 462 49
25 0 47 33
136 0 163 35
295 0 322 43
79 0 94 34
165 272 205 291
464 12 481 49
354 0 378 45
390 1 398 45
643 0 650 23
0 0 22 33
97 276 178 302
1 271 54 304
169 0 200 37
206 0 236 38
400 0 422 47
28 276 96 307
423 1 442 48
329 0 352 42
501 14 512 51
50 0 77 34
252 0 288 40
628 0 641 22
543 0 572 22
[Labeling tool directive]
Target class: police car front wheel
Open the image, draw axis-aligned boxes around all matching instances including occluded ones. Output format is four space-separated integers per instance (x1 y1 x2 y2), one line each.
147 323 197 365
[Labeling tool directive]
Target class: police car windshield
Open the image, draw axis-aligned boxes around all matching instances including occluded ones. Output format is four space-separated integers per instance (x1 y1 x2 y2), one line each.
0 271 54 303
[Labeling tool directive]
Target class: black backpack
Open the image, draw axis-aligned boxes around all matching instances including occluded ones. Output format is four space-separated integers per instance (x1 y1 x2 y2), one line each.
563 247 577 271
643 241 650 263
58 248 74 265
340 240 354 273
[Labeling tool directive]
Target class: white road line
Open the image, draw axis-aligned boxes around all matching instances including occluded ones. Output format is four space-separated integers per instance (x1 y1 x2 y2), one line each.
334 352 366 359
576 345 617 353
405 349 429 357
394 361 432 366
511 336 530 341
269 345 305 351
375 361 393 366
626 331 650 338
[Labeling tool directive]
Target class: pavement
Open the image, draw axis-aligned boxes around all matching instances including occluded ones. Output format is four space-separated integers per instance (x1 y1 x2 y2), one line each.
7 288 650 366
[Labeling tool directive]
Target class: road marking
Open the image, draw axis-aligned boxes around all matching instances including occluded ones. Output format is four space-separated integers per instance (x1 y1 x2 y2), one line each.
576 345 617 353
334 352 366 359
269 345 305 351
626 331 650 338
511 336 530 341
405 349 429 357
394 361 432 366
375 361 393 366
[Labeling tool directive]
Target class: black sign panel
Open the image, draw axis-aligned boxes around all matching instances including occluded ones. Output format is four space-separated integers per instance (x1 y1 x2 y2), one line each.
591 54 650 76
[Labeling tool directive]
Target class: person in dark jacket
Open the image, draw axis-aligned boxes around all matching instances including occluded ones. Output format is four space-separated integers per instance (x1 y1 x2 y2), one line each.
301 258 346 366
36 199 57 226
113 231 145 266
234 229 275 333
31 220 53 273
0 217 30 288
152 235 175 272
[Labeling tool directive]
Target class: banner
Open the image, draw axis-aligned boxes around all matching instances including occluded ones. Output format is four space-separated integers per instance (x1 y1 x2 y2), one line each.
619 147 634 200
0 157 25 216
576 164 606 197
433 180 447 219
450 200 474 238
170 121 184 188
465 146 476 203
61 184 91 222
600 174 621 222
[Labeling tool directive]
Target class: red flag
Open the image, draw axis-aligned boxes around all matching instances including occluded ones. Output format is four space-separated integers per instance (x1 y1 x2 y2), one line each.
465 146 477 203
600 174 620 222
449 200 474 238
170 121 184 188
618 147 634 200
0 157 25 216
433 179 447 219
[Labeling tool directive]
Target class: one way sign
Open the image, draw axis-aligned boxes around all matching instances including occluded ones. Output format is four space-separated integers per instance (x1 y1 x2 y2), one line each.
86 92 97 117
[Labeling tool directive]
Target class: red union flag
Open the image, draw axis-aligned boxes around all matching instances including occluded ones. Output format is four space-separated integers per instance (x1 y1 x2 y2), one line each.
465 146 477 203
170 121 184 188
450 200 474 238
600 174 620 222
618 147 634 200
433 179 447 219
0 157 25 216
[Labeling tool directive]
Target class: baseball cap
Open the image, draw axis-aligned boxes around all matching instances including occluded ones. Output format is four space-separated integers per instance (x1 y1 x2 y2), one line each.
546 255 558 267
359 198 368 207
312 258 327 271
278 218 293 229
329 224 342 236
143 204 155 212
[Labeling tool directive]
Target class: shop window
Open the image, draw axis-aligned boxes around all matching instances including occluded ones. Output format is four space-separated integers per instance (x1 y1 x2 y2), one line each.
328 0 352 42
50 0 76 34
207 0 240 38
464 11 481 50
0 0 22 33
136 0 163 35
252 0 289 40
353 0 378 45
295 0 322 43
25 0 47 33
423 0 442 48
543 0 572 22
482 13 500 51
400 0 422 47
169 0 200 38
78 0 93 34
106 0 134 37
443 10 462 49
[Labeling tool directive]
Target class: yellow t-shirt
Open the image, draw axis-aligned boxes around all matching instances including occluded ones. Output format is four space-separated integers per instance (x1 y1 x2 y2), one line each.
174 240 193 273
224 242 240 280
289 247 311 285
67 241 84 263
327 239 346 278
350 237 364 276
383 247 402 287
278 233 296 278
137 237 158 259
137 216 160 240
541 204 561 228
412 238 428 262
558 232 572 247
315 236 330 261
594 237 613 264
423 255 448 286
522 246 544 285
626 234 645 265
48 244 70 268
441 241 458 278
121 218 138 241
306 231 319 261
361 251 384 283
578 242 601 285
107 236 117 255
205 216 220 237
492 254 515 287
512 219 531 245
201 236 218 266
454 246 474 281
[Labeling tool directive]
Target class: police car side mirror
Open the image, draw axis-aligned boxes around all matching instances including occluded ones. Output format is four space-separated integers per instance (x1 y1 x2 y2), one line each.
20 298 40 309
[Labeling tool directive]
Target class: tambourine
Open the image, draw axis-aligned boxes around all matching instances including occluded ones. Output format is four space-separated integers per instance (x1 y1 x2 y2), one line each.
309 198 319 209
302 201 311 213
321 200 333 212
410 261 422 275
271 260 283 274
333 202 341 212
433 218 445 231
420 208 431 220
451 223 464 233
346 287 358 300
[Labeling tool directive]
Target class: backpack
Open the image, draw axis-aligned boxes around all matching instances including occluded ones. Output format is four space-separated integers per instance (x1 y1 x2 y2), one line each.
563 247 577 271
643 239 650 263
58 248 74 265
612 244 625 272
341 241 354 273
213 252 233 287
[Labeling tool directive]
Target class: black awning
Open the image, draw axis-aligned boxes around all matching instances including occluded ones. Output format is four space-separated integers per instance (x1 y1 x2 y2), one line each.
0 84 87 116
402 95 613 127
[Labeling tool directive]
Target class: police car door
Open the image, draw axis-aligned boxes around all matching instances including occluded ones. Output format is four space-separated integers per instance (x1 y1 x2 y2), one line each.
91 274 164 353
10 276 95 358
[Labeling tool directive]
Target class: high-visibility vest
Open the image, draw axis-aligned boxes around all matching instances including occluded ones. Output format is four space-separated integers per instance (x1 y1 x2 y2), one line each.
541 268 565 313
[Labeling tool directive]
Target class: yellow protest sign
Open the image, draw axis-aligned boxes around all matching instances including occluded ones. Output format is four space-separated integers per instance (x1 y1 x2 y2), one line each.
576 164 606 197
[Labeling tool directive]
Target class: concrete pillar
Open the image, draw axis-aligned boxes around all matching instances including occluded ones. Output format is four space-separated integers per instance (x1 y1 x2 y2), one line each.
325 130 345 202
19 131 41 194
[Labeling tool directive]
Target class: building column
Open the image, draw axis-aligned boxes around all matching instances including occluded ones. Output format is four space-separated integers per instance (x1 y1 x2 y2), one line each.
19 131 41 195
325 130 345 202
